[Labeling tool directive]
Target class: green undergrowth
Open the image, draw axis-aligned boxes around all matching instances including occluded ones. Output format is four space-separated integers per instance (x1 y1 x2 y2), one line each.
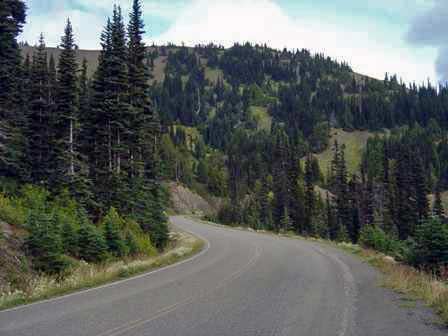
0 231 204 311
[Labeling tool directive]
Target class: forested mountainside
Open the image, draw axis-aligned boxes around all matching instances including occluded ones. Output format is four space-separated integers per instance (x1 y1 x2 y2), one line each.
1 0 448 281
143 42 448 270
1 1 168 280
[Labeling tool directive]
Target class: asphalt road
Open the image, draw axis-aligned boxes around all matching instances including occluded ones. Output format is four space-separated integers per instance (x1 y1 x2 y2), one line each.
0 216 446 336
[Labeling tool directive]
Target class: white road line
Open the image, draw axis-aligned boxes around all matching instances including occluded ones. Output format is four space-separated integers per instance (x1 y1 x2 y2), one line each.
0 223 211 315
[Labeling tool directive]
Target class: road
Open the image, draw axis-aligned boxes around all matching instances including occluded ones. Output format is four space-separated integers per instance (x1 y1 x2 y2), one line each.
0 216 446 336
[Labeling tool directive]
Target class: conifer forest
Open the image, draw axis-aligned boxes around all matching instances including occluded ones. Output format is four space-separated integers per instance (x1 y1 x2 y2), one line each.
1 0 448 279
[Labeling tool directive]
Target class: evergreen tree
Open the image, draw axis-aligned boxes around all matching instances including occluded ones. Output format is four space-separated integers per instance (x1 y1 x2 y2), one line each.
304 154 316 235
331 142 351 238
395 148 418 240
61 219 79 257
280 206 292 232
103 207 127 257
26 211 68 274
0 0 27 179
433 186 445 218
27 34 53 185
78 221 108 263
413 217 448 272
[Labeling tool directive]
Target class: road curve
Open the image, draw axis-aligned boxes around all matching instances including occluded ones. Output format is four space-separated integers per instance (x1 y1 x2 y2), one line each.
0 216 446 336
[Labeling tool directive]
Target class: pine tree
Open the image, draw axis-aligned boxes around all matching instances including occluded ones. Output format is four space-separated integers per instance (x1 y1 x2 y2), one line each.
26 211 68 274
272 127 291 231
433 186 445 218
89 18 113 207
331 142 351 239
0 0 27 179
326 192 338 240
78 219 108 263
395 147 418 240
260 175 273 230
27 34 53 185
414 157 429 221
103 207 127 257
53 22 77 178
280 206 292 232
128 0 156 179
413 217 448 272
61 219 79 257
54 20 92 207
304 154 316 235
288 153 305 234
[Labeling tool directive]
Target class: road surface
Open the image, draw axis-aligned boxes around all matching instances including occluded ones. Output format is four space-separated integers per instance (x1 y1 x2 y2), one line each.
0 216 446 336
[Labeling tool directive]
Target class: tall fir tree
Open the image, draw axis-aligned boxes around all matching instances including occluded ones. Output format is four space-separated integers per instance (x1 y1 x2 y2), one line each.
27 34 53 185
304 154 316 235
433 186 445 218
54 20 92 206
0 0 27 179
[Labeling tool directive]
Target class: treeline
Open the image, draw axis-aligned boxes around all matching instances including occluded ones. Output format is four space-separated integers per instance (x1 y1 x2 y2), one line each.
0 1 168 274
145 42 448 272
220 128 447 272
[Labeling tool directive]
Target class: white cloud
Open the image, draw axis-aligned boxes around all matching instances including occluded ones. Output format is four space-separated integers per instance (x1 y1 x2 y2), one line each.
21 0 438 83
22 9 105 50
155 0 437 83
21 0 186 50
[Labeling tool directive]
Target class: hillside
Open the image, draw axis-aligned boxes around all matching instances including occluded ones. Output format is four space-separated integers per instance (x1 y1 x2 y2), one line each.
15 34 448 283
314 128 381 176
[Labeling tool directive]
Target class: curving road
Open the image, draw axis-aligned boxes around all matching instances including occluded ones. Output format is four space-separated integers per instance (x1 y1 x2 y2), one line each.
0 216 446 336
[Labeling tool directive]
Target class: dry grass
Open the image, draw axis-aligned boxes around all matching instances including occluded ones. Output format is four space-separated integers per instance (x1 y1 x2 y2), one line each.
349 248 448 325
197 217 448 326
0 231 204 311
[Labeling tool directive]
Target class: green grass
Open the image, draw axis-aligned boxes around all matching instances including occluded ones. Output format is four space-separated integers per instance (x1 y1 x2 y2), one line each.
205 67 224 84
249 106 272 131
0 231 205 311
315 128 380 176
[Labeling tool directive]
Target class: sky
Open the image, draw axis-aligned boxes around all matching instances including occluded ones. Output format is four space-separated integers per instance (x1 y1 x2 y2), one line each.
21 0 447 84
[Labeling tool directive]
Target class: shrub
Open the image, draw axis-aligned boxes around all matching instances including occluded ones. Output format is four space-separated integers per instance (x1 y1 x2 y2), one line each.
25 210 69 275
123 219 156 256
102 208 128 257
359 225 406 258
411 218 448 272
20 185 50 213
61 219 79 257
0 193 26 226
77 223 108 263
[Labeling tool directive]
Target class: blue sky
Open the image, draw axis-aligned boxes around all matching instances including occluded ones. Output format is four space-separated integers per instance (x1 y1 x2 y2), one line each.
22 0 444 83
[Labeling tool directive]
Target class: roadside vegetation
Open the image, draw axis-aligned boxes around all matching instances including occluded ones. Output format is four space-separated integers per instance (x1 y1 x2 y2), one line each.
344 224 448 325
0 229 203 311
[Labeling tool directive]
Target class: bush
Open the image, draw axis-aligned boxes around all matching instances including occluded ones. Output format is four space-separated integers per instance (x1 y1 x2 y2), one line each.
77 223 108 263
359 225 405 258
123 219 156 256
25 210 69 275
102 208 128 257
411 218 448 272
20 185 50 213
0 193 26 226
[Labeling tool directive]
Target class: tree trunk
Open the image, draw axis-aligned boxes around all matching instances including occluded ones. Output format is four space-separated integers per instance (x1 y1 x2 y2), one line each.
69 118 74 175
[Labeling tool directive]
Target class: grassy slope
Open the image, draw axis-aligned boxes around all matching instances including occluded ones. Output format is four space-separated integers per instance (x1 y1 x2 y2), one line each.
205 67 223 85
249 106 272 131
21 46 100 78
315 128 379 176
